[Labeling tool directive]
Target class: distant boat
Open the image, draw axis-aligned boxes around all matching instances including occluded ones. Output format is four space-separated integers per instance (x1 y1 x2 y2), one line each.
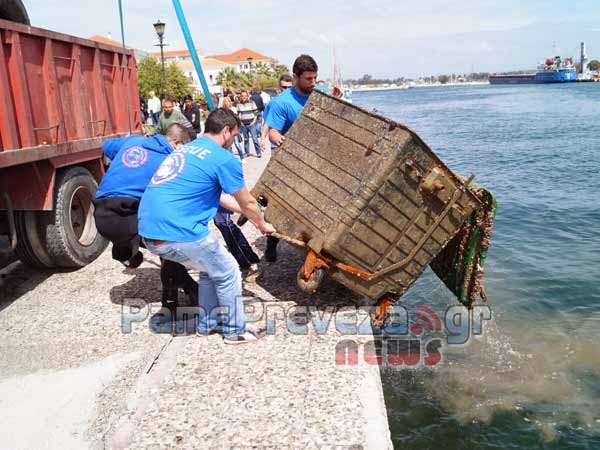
489 55 577 85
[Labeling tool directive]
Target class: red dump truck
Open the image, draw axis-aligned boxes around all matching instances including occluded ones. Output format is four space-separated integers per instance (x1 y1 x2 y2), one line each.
0 1 141 268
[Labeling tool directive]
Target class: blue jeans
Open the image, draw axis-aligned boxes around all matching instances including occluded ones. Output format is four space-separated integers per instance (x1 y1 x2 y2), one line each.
230 135 244 159
241 122 261 156
144 233 245 336
151 111 160 126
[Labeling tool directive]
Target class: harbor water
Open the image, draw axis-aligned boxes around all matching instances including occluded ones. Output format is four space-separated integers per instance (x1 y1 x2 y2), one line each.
353 84 600 449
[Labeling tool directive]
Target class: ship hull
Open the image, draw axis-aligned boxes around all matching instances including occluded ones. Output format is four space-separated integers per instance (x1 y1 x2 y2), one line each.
533 69 577 83
490 68 577 85
489 74 535 85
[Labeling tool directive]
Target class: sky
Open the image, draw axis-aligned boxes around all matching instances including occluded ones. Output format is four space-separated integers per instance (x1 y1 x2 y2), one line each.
25 0 600 79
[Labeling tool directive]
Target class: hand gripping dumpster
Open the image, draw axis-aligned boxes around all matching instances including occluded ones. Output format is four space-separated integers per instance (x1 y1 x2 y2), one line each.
252 90 496 317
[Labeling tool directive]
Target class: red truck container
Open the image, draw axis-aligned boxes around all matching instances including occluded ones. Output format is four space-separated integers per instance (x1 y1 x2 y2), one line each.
0 10 141 268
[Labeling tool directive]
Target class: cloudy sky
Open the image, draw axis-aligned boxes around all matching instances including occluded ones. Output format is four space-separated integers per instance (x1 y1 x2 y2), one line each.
26 0 600 78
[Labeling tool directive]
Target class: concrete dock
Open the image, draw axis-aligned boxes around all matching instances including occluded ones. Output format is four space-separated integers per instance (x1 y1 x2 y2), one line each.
0 151 393 450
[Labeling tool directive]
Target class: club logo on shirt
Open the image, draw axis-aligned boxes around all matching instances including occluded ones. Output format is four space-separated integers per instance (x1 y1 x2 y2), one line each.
121 146 148 168
151 152 186 185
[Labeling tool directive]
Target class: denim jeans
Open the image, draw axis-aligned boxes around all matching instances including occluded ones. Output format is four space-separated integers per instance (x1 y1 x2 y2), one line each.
241 122 261 156
144 233 245 336
230 135 244 159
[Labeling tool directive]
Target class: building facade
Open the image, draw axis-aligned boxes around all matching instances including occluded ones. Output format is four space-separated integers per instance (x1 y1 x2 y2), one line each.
149 47 277 94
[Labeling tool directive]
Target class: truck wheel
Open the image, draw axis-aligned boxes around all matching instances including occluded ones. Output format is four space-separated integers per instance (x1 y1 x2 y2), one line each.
14 211 55 269
0 0 30 24
42 167 108 268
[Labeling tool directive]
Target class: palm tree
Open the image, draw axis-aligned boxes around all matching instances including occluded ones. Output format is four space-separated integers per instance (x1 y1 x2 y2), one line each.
216 67 252 91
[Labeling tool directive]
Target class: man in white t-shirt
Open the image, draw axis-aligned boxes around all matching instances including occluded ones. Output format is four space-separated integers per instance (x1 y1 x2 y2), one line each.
147 91 162 126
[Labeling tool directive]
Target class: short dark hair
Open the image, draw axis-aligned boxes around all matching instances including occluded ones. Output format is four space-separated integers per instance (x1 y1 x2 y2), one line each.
183 94 193 101
293 54 318 76
279 73 293 83
164 123 192 144
204 108 242 134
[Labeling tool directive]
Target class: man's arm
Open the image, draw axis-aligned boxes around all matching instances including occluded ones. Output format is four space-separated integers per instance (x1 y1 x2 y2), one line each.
250 101 258 125
264 98 288 147
101 137 127 160
232 187 275 235
268 128 285 147
155 115 164 134
260 122 270 151
219 193 242 214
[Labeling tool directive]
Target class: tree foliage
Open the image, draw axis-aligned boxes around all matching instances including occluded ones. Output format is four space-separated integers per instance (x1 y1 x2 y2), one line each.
137 57 162 99
136 57 192 100
165 63 193 99
274 64 290 78
438 74 450 84
587 59 600 71
216 63 289 92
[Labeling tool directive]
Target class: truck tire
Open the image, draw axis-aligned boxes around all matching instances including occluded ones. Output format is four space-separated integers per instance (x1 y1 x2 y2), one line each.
42 167 108 268
0 0 30 24
14 211 56 269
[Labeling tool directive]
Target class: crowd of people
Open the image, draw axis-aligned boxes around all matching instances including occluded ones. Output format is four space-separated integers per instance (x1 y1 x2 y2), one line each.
141 80 299 163
98 54 340 344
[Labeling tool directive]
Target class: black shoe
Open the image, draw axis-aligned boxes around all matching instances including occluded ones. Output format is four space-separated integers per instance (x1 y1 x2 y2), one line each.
161 284 178 308
182 278 199 305
122 251 143 269
265 242 278 262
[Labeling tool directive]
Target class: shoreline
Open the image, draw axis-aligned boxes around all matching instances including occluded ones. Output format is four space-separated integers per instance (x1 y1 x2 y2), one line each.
351 81 489 92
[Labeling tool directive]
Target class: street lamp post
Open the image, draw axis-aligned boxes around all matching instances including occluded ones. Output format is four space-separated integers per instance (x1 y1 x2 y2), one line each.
153 19 168 99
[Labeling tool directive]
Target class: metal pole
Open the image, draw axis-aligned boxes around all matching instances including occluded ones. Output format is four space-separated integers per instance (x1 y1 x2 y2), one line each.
159 37 167 99
117 0 133 134
171 0 215 111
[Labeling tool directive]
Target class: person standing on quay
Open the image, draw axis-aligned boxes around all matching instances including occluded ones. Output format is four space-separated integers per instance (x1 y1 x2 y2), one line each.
156 98 196 139
237 90 262 158
182 94 202 135
147 90 161 126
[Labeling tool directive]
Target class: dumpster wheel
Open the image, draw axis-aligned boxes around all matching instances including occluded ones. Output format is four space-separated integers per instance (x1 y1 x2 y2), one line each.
371 295 395 328
296 266 325 293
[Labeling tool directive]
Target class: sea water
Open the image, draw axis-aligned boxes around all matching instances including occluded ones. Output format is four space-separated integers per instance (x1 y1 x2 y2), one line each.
353 84 600 449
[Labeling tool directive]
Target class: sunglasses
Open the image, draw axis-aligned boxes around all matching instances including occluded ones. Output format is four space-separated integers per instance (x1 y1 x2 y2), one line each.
280 84 292 89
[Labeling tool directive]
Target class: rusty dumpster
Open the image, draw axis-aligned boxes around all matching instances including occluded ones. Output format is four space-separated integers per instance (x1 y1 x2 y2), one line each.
253 90 495 308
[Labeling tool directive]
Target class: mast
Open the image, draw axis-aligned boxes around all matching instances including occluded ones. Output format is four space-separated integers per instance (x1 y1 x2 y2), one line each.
580 42 588 77
332 40 337 87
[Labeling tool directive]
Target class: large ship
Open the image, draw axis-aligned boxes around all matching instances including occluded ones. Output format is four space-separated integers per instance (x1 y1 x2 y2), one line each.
489 55 578 85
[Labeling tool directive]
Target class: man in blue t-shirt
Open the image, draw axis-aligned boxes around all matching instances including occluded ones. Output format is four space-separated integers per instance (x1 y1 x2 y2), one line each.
94 123 199 308
139 108 275 344
95 123 190 265
262 54 319 262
